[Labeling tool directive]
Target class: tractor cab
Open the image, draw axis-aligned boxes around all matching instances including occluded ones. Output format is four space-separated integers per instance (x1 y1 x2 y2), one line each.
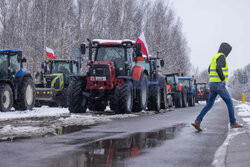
35 59 79 107
0 49 26 80
178 76 197 106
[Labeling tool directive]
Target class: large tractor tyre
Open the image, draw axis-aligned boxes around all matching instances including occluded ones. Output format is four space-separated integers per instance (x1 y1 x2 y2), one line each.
132 74 148 112
88 101 106 112
14 77 35 110
114 80 133 114
181 91 188 108
160 83 168 109
59 88 68 108
109 99 116 111
148 84 161 112
68 79 87 113
0 84 13 112
188 94 194 107
174 92 182 108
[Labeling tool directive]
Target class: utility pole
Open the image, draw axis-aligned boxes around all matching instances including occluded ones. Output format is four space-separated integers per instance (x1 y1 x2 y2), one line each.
43 0 48 61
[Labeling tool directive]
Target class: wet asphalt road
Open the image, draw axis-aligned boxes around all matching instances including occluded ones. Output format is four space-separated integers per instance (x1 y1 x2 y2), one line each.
0 102 229 167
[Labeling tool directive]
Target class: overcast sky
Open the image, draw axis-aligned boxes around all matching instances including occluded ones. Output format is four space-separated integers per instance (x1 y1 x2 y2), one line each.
169 0 250 74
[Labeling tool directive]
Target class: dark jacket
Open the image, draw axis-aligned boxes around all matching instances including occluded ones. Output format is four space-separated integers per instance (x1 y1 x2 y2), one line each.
208 43 232 81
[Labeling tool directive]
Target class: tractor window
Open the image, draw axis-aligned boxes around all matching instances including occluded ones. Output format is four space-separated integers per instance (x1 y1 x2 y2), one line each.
96 46 125 68
179 79 190 87
72 63 77 74
197 84 206 89
0 55 8 77
127 48 135 67
166 76 175 84
51 62 71 75
10 55 21 74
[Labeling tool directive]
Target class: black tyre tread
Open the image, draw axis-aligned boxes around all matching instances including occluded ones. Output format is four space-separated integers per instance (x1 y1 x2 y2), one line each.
67 79 87 113
188 94 193 107
160 81 167 109
59 88 68 108
182 91 187 107
114 81 132 114
0 84 13 112
132 74 148 112
14 77 35 110
148 84 161 111
175 92 182 108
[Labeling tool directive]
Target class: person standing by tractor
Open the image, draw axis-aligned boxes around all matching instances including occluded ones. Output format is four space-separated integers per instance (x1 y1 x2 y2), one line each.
192 42 243 131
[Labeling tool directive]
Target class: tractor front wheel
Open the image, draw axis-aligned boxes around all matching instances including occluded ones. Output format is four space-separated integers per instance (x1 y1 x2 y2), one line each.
14 77 35 110
0 84 13 112
68 78 87 113
148 84 161 112
114 80 133 114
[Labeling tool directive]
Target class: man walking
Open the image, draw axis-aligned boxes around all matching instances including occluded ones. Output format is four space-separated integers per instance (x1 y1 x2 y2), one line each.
192 42 242 131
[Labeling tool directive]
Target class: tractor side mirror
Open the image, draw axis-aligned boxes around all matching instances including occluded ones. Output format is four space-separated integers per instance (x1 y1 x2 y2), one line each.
22 57 27 63
160 59 164 67
80 43 86 55
135 43 142 57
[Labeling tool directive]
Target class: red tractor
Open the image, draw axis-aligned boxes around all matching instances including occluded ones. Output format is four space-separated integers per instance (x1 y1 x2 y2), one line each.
67 39 149 114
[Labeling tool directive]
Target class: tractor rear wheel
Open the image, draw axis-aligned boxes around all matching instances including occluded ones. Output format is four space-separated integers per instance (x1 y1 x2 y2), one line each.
132 74 148 112
174 92 182 108
0 84 13 112
148 84 161 112
114 80 133 114
14 77 35 110
160 82 168 109
188 94 194 107
182 90 188 107
68 78 87 113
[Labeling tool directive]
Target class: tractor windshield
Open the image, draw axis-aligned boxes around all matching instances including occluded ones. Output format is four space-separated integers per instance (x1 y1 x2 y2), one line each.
96 46 125 64
10 55 21 74
51 62 71 75
0 54 8 77
197 84 206 89
179 79 190 87
166 76 175 85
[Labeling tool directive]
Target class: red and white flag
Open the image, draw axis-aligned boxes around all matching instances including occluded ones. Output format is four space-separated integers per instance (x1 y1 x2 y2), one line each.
135 32 149 61
46 47 56 59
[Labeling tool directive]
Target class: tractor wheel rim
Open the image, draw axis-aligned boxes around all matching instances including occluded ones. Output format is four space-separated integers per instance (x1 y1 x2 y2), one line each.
127 90 132 110
141 84 147 106
157 90 161 108
3 90 10 108
26 84 33 106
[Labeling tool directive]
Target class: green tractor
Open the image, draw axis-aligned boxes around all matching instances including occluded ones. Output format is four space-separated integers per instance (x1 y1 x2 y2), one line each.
35 59 79 107
0 49 35 112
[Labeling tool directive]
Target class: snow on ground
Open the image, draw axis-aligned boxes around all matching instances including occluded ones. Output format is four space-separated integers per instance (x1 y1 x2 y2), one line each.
0 106 69 121
0 106 141 140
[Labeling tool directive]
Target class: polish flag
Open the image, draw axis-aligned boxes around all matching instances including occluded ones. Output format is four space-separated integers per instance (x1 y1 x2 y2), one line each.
135 32 149 61
46 47 56 59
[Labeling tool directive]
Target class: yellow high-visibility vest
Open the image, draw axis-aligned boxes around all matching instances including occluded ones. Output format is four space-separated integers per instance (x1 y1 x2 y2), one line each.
209 53 228 82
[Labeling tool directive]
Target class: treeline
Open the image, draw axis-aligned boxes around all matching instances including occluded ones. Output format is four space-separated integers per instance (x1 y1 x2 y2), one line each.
228 64 250 101
0 0 190 76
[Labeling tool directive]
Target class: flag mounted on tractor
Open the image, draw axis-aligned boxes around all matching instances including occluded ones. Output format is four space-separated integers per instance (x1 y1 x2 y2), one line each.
46 47 56 59
135 32 149 61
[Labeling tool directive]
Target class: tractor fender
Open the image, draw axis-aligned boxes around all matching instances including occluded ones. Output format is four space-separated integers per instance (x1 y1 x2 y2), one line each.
132 65 145 81
16 71 32 86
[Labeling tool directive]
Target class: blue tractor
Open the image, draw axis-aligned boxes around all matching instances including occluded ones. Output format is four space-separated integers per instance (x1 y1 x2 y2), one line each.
0 49 35 112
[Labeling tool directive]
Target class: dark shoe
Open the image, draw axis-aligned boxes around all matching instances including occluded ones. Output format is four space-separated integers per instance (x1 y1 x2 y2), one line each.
191 120 202 131
231 124 243 128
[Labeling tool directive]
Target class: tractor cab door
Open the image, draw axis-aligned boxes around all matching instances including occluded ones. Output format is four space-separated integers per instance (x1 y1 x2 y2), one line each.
0 54 8 79
9 54 21 78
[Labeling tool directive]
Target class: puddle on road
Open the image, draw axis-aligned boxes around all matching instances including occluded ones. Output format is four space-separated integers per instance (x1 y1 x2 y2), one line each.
46 124 184 167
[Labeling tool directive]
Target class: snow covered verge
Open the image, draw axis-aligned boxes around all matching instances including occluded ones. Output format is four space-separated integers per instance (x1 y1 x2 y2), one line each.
0 106 158 141
212 100 250 167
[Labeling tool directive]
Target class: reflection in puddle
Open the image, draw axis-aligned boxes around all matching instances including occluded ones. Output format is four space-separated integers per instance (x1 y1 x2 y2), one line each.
47 124 184 167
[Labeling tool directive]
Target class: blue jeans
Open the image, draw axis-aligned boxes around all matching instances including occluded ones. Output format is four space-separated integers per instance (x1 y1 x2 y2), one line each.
196 82 236 125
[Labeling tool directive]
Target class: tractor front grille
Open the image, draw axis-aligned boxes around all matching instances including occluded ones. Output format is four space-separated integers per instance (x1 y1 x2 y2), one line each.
91 65 110 78
44 75 57 88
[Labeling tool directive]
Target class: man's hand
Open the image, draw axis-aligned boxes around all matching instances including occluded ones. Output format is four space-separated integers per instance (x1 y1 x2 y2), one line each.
222 80 226 83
